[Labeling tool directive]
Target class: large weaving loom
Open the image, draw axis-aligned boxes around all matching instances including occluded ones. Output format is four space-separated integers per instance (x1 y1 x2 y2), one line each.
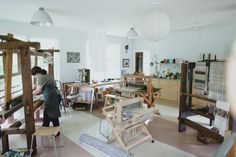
121 74 160 108
102 97 158 152
179 62 233 144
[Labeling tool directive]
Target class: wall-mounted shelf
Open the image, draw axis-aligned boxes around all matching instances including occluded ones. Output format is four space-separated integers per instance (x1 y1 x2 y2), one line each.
159 63 182 65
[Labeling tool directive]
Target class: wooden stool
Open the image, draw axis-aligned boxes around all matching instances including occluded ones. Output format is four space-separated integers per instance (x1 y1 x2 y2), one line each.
29 126 63 157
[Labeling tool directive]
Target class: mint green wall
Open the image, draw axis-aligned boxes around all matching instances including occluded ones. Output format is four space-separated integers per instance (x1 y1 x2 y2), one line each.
133 25 236 62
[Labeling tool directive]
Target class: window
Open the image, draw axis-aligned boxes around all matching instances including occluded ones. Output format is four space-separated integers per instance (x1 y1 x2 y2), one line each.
105 44 121 79
38 56 48 71
0 52 23 107
30 55 48 88
12 53 23 97
30 37 60 81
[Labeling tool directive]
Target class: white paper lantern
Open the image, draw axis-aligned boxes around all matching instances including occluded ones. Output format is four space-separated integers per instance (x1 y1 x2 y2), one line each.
140 11 170 41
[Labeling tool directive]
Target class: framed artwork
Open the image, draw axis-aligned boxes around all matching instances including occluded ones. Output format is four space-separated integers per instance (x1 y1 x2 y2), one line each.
67 52 80 63
122 59 130 67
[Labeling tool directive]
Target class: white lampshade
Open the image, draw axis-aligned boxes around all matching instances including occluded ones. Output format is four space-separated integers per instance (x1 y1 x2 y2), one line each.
126 27 139 39
31 7 53 26
140 11 170 41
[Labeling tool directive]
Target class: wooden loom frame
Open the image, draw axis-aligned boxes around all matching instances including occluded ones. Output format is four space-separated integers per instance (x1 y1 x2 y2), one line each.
0 33 40 154
102 97 157 152
124 74 160 108
178 62 234 143
0 34 59 155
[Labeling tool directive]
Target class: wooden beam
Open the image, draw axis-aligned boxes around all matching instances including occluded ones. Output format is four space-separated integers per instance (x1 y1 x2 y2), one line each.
48 50 54 76
48 63 54 77
33 100 44 112
0 41 40 49
33 50 41 119
190 109 214 120
0 34 21 42
151 92 161 107
38 49 59 53
4 49 13 111
0 103 23 119
178 63 188 132
187 63 195 108
1 128 26 135
19 47 37 152
1 128 26 154
181 92 217 103
1 130 9 153
184 118 224 143
0 34 39 48
0 34 41 49
31 51 45 56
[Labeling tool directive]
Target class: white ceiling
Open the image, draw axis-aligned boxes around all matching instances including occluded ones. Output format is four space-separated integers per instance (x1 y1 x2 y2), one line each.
0 0 236 36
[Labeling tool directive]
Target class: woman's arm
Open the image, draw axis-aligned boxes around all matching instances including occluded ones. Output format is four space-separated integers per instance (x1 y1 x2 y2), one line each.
33 85 43 95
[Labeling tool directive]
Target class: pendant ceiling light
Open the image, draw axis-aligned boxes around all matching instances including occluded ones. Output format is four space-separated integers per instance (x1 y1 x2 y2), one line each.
140 10 170 41
126 27 139 40
30 7 53 26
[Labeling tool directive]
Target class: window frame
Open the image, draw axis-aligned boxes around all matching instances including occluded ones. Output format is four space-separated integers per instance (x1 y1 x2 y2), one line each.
0 51 47 106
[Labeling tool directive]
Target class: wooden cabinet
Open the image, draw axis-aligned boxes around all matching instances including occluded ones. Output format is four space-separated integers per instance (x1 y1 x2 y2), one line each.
152 79 180 103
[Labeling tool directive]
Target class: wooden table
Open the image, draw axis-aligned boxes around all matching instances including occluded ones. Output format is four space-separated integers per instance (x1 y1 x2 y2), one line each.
89 81 123 88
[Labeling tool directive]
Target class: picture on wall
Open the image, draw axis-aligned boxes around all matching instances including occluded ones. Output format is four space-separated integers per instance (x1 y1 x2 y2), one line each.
67 52 80 63
122 59 130 67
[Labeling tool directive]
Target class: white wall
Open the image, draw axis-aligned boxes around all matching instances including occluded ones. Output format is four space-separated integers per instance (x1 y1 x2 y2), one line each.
105 44 121 79
0 19 87 83
86 34 135 81
87 29 106 81
2 19 234 83
133 25 236 62
106 35 134 74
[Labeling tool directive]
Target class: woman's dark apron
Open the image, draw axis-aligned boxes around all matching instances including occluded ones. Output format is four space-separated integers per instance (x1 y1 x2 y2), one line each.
42 84 61 118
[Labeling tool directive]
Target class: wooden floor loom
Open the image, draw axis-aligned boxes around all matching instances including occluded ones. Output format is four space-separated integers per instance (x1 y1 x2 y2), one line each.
122 74 160 108
102 97 158 152
0 34 59 155
178 62 234 144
